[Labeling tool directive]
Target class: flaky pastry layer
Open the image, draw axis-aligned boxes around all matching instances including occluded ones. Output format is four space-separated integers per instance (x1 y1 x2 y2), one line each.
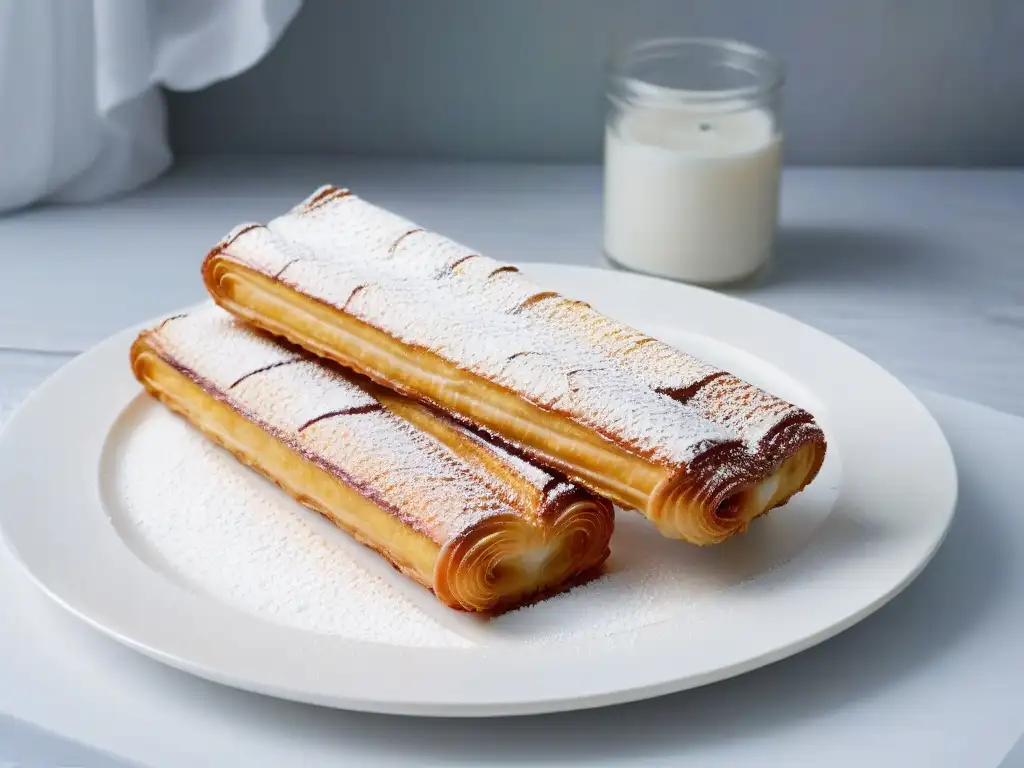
130 308 613 612
203 186 827 544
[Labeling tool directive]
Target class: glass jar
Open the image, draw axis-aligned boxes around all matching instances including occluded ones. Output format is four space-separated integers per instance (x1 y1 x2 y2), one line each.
604 38 785 285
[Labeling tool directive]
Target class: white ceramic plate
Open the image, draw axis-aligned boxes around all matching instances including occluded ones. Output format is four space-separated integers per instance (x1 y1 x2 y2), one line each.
0 264 956 717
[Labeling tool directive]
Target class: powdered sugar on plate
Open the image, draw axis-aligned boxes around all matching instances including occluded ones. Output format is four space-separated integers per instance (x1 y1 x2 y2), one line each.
110 402 471 648
107 395 839 649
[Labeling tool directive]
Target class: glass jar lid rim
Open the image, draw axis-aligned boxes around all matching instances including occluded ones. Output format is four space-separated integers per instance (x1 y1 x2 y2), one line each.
608 37 785 103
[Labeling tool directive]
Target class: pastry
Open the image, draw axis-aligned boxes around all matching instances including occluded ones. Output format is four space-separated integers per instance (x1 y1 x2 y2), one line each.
202 186 827 545
130 307 614 613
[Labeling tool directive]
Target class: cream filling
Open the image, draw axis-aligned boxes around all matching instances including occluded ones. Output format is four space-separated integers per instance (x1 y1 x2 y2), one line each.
754 475 781 511
726 442 820 527
516 542 558 575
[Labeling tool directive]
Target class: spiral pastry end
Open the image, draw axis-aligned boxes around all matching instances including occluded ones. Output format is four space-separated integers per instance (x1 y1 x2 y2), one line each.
434 499 613 613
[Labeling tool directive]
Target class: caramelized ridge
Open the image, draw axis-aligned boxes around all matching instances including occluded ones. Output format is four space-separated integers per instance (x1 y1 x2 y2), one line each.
296 403 383 431
157 313 187 330
220 223 261 248
446 254 479 274
274 258 300 279
303 186 351 212
488 265 520 278
388 228 426 255
510 291 561 314
229 359 300 389
342 284 367 310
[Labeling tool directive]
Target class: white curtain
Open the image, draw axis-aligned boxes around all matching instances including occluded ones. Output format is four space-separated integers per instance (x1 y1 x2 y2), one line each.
0 0 302 213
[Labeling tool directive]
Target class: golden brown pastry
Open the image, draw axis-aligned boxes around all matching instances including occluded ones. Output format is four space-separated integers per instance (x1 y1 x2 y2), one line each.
130 307 613 613
202 186 827 545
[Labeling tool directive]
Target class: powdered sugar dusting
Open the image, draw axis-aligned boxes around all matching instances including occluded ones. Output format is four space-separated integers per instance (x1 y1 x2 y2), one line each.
115 404 471 647
687 374 811 449
153 309 301 391
304 411 508 541
452 420 553 493
216 188 823 470
224 219 739 466
147 307 517 543
111 402 841 648
535 298 722 397
543 480 582 511
232 360 378 432
217 222 310 277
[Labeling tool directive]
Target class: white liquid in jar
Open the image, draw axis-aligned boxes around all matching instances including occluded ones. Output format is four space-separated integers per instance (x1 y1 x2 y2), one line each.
604 105 781 284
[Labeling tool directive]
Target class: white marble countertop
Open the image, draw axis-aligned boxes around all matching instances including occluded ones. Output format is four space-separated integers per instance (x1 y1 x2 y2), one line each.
2 159 1023 765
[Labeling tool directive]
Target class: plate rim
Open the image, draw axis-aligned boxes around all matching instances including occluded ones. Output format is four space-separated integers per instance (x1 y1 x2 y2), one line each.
0 263 957 716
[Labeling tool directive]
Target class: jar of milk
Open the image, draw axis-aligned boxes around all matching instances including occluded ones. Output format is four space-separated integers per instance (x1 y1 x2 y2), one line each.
604 38 785 285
